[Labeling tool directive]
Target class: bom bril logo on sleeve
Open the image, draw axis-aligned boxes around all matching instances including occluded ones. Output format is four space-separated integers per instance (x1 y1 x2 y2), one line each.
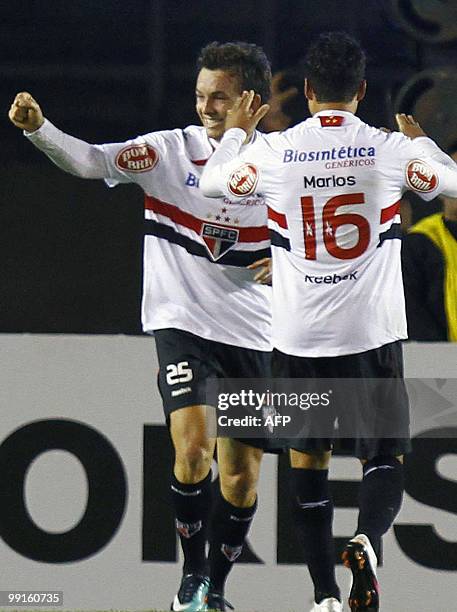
228 163 259 197
116 144 159 173
406 159 438 193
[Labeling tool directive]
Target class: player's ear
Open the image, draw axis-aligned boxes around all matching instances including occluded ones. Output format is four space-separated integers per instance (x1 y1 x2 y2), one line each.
304 78 314 101
357 79 367 102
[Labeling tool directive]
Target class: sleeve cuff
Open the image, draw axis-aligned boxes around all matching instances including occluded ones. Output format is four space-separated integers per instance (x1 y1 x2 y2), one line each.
221 127 247 144
24 118 52 141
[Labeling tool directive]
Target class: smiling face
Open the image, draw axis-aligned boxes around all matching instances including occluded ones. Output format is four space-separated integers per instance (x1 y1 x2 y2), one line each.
195 68 243 141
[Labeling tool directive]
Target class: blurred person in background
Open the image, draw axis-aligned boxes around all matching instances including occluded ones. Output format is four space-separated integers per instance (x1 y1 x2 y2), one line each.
402 148 457 341
261 69 303 132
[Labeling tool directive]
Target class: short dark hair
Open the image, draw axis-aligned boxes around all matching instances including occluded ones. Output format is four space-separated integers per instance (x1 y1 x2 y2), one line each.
305 32 366 103
197 41 272 102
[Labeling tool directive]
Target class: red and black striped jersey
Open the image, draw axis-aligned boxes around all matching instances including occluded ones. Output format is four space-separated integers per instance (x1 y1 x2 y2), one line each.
26 121 271 350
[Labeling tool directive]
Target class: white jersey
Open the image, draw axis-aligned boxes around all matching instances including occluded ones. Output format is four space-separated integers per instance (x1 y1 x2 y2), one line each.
201 110 457 357
26 121 271 350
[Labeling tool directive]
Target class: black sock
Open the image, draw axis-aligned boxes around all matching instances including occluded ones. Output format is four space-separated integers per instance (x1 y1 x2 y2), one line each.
208 493 257 594
291 468 340 604
356 455 404 558
170 471 212 575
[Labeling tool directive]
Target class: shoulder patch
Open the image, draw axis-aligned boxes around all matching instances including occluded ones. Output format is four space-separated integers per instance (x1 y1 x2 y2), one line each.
228 164 259 197
115 144 159 173
406 159 438 193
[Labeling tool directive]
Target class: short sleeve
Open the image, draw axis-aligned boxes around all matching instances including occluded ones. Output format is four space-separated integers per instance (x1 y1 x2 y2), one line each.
401 137 457 201
100 130 181 187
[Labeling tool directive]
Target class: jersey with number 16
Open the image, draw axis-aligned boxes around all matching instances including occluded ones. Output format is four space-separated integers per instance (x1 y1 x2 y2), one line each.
202 110 457 356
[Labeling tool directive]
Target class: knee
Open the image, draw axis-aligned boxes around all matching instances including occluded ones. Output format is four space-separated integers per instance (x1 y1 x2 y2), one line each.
290 449 331 470
174 437 213 481
219 468 258 507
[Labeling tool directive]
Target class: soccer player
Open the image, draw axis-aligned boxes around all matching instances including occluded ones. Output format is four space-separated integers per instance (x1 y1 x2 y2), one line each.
9 42 278 612
200 32 457 612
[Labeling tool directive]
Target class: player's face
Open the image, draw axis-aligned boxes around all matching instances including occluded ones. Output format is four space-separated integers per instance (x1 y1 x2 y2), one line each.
196 68 242 141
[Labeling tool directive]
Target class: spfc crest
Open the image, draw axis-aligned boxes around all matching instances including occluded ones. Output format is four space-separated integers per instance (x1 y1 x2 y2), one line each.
176 519 202 539
221 543 243 562
201 223 239 261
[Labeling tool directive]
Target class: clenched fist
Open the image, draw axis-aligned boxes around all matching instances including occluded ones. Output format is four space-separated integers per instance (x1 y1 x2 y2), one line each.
9 92 44 133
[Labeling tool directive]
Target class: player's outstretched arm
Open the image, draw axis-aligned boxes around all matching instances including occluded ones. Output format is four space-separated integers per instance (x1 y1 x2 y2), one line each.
9 92 44 133
8 91 110 179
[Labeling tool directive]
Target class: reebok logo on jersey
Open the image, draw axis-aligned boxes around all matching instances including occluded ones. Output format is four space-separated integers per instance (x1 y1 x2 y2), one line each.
228 164 259 197
116 144 159 173
406 159 438 193
304 174 356 189
304 272 358 284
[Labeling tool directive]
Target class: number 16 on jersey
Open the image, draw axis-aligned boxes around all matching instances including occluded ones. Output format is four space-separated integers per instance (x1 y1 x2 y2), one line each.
301 192 370 260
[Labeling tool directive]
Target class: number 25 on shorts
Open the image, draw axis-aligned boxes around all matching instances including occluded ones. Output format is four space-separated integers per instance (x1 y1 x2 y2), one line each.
166 361 193 385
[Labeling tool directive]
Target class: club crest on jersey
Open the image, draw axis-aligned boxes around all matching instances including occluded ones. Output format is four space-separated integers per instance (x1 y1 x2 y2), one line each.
406 159 438 193
201 223 239 261
228 164 259 197
115 144 159 173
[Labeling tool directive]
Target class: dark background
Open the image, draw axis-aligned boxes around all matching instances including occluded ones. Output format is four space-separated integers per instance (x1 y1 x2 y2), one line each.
2 0 457 333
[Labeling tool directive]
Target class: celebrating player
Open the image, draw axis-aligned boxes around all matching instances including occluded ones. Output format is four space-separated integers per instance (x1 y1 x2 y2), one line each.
200 32 457 612
9 42 278 612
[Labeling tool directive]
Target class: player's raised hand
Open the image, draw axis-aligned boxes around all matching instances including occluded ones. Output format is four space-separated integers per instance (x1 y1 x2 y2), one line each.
9 92 44 132
396 113 427 140
226 90 270 138
247 257 272 285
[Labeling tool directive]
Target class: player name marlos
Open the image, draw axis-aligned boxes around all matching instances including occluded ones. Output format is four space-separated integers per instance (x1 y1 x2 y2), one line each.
303 174 356 188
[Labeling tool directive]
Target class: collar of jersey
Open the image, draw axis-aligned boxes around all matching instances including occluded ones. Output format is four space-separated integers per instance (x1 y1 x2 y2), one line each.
209 129 257 150
311 109 361 125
